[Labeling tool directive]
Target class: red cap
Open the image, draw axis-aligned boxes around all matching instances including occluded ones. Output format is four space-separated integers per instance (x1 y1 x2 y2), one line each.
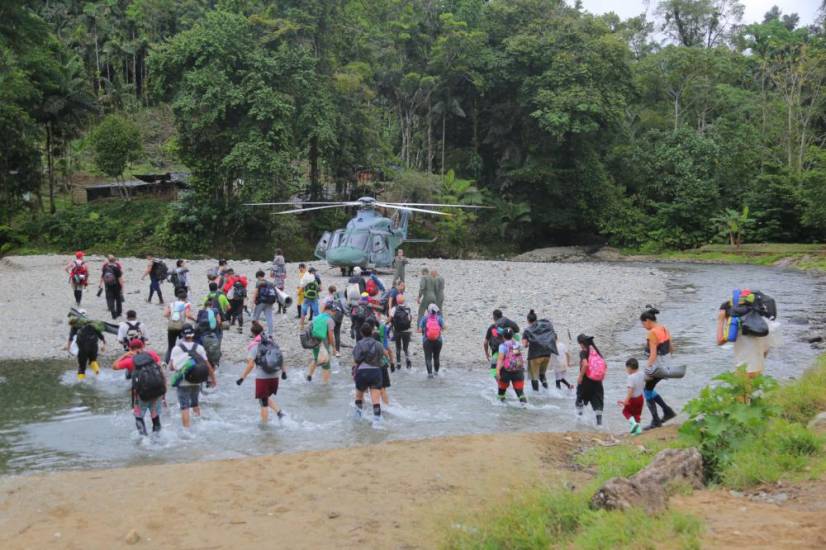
128 338 144 350
75 251 85 259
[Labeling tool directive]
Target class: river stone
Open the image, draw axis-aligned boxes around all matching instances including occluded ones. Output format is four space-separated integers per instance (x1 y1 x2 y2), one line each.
807 412 826 434
125 529 140 545
590 448 704 513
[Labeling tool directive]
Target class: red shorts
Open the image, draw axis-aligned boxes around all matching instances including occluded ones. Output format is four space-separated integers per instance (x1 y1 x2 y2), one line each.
622 395 644 422
255 377 279 400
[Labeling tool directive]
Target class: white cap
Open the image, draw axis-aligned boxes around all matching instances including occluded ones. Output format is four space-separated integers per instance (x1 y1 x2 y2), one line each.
353 267 362 275
428 303 440 314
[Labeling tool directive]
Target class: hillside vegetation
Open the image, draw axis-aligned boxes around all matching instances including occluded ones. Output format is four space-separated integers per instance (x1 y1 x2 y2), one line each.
2 1 826 257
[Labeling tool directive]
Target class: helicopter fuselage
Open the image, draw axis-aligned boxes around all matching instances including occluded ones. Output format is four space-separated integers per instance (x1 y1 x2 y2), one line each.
314 207 406 271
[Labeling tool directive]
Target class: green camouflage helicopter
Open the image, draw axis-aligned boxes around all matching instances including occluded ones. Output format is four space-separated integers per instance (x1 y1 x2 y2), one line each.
246 196 486 274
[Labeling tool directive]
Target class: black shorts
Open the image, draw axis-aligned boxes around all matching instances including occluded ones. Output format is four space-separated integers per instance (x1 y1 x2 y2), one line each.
354 367 382 392
380 365 391 388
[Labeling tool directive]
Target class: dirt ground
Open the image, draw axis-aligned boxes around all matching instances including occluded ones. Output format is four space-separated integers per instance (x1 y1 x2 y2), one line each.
0 431 596 550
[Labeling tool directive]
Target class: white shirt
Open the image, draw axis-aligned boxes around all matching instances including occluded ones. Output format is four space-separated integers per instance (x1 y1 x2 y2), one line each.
627 370 645 398
117 320 144 344
170 340 208 386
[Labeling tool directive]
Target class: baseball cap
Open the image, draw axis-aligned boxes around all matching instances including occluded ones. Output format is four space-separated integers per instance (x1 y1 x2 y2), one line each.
128 338 144 350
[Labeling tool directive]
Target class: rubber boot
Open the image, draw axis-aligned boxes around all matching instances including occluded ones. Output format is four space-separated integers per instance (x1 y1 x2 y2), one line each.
90 361 100 375
151 416 161 432
531 379 540 392
596 412 603 426
296 305 301 319
135 417 148 436
644 399 662 430
654 395 676 423
539 375 548 389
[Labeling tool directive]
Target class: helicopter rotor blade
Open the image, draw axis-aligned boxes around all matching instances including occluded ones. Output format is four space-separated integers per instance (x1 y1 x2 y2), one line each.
245 201 351 207
272 204 359 215
383 202 493 209
373 203 452 216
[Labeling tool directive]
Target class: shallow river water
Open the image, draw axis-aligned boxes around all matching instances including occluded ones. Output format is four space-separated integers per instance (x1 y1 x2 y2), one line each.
0 263 823 476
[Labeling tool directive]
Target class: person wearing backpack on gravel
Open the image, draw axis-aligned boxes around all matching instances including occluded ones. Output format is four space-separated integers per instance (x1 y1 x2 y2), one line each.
299 266 321 331
576 334 606 426
141 255 167 305
201 282 229 333
252 270 277 337
117 310 147 354
306 303 335 384
324 286 346 357
521 310 557 392
224 270 248 333
418 303 445 378
170 259 190 299
495 327 527 404
640 307 677 430
163 287 195 364
66 313 106 381
390 294 413 371
65 251 89 307
236 321 286 422
169 324 215 428
100 255 124 320
113 339 166 435
352 322 387 425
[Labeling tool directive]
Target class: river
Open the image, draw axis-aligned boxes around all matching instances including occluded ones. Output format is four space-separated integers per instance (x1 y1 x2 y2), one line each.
0 263 822 476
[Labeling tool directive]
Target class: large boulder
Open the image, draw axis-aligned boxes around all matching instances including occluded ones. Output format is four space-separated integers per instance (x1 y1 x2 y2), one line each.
591 448 704 513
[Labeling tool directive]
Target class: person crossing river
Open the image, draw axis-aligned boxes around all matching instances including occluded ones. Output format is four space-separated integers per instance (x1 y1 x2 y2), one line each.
640 307 677 430
521 309 557 392
483 310 520 376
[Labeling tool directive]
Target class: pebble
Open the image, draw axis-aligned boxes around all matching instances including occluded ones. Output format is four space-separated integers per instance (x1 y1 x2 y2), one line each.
125 529 140 545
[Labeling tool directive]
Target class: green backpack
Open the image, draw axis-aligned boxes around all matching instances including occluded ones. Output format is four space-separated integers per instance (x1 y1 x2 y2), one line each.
304 280 319 301
311 314 329 341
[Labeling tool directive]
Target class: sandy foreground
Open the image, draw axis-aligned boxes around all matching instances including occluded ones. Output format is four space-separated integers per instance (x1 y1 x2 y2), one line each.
0 254 666 363
0 431 597 549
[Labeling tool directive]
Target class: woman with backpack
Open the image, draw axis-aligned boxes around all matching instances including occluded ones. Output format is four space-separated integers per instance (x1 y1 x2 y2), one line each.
163 287 194 364
417 303 445 378
113 339 166 435
237 322 286 422
65 251 88 307
640 307 677 430
576 334 606 426
495 327 527 404
390 294 413 371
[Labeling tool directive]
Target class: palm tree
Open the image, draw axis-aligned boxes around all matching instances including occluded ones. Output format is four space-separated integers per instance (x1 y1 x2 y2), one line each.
711 206 753 250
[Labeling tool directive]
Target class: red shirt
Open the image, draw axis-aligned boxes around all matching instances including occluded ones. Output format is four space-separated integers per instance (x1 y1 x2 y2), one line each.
116 349 161 373
223 275 248 295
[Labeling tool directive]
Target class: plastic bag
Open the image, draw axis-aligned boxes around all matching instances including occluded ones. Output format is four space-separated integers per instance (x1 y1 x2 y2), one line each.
766 319 784 349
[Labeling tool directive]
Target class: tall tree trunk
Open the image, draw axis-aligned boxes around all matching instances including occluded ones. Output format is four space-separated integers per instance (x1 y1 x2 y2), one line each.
309 137 320 201
441 110 446 177
93 21 101 96
673 94 680 131
427 95 433 174
47 123 55 214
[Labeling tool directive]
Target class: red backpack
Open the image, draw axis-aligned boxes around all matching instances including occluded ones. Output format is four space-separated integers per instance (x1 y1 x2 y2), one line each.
425 315 442 341
585 346 607 381
70 261 88 286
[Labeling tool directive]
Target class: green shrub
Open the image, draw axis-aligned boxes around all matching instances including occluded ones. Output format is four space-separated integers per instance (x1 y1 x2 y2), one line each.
771 356 826 424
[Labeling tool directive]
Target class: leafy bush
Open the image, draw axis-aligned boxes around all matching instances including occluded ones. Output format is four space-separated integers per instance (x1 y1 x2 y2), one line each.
0 225 26 254
679 368 780 482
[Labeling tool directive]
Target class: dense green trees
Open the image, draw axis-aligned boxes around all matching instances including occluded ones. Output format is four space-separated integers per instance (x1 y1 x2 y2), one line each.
3 0 826 255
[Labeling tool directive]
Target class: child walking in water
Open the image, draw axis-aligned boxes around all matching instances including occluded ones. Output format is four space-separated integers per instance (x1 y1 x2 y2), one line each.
619 358 645 435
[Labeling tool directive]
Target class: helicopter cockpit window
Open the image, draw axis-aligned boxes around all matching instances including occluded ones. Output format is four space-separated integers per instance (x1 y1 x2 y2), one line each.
330 230 343 249
347 232 369 250
372 234 386 252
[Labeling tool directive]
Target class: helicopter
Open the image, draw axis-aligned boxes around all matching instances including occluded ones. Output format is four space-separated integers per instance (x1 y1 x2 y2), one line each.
245 196 487 275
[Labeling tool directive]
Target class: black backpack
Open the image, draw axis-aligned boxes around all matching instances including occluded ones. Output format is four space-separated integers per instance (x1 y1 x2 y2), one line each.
180 343 210 383
102 264 119 286
392 305 412 332
329 300 345 324
132 352 166 401
169 271 181 288
255 337 284 374
152 261 169 282
77 324 100 352
258 282 278 305
125 321 145 343
232 281 247 300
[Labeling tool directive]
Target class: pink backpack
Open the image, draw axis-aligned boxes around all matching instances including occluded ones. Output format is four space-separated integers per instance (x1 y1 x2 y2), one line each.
425 315 442 341
585 346 606 381
502 341 524 372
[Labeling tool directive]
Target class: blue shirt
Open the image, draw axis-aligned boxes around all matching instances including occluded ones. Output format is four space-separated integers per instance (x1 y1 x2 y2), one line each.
418 314 445 343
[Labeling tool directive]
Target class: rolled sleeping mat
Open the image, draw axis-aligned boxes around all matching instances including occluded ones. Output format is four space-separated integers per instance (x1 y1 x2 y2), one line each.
276 287 293 308
68 308 120 335
647 362 687 380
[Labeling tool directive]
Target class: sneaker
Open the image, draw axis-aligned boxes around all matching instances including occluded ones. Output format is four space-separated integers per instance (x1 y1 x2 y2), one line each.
541 381 549 389
628 420 638 434
390 365 395 373
661 410 677 424
306 375 312 382
406 360 412 369
276 410 285 419
632 423 643 435
643 421 662 431
427 373 434 379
